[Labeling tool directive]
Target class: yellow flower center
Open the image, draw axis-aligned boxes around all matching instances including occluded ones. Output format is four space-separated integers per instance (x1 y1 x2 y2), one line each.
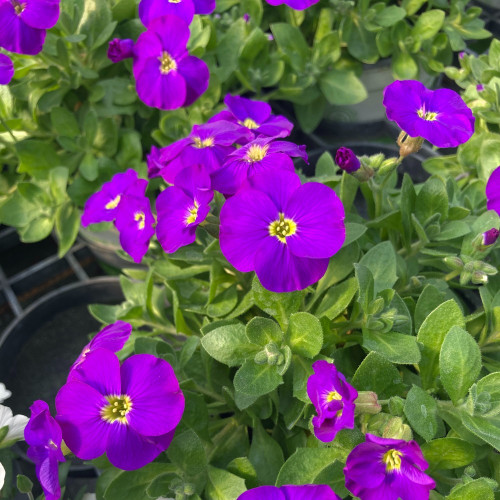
417 108 438 121
241 118 259 129
382 449 403 472
269 213 297 244
101 395 133 424
134 211 146 230
105 195 121 210
326 390 342 402
246 144 269 163
12 1 26 15
193 136 214 148
185 200 200 225
159 51 177 74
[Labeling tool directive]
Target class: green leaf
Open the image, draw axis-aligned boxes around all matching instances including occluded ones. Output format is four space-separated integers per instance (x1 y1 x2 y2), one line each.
319 70 367 106
294 96 326 134
0 191 37 227
292 356 312 402
270 23 309 72
315 277 358 320
49 167 69 203
80 152 99 181
205 466 247 500
17 183 51 206
414 285 445 332
286 312 323 358
352 352 406 399
359 241 398 294
16 475 33 494
447 478 496 500
404 385 438 441
347 23 378 63
355 264 374 312
246 317 283 346
248 420 284 485
276 448 345 486
363 331 421 364
421 438 475 470
207 285 238 318
402 0 426 15
50 107 80 138
411 10 445 41
233 361 283 396
104 464 167 500
167 429 207 478
375 6 406 27
16 139 60 178
55 203 81 257
201 321 257 367
19 215 54 243
344 223 367 247
417 300 465 390
415 176 448 225
315 151 336 177
392 51 418 80
433 221 470 241
440 326 481 404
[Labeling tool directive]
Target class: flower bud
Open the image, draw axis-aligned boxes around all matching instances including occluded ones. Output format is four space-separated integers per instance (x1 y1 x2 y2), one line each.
382 417 412 441
443 256 464 271
335 147 361 173
482 228 499 246
243 13 250 22
378 157 399 176
397 131 424 158
471 270 488 285
107 38 134 63
355 392 382 415
476 84 484 92
254 342 284 366
388 396 405 416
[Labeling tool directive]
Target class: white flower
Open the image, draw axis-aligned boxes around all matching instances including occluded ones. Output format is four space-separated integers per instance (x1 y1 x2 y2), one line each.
0 404 28 447
0 384 11 404
0 462 5 492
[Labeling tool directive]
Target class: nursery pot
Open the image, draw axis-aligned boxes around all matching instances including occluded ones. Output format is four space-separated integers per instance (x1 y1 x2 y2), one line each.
0 277 123 485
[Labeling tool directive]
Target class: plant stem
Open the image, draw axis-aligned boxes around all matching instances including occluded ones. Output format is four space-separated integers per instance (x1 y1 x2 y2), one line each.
0 115 17 142
444 270 460 281
192 383 226 403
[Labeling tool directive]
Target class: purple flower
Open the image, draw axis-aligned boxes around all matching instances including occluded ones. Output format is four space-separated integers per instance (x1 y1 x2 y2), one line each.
307 360 358 442
219 170 346 293
0 0 60 55
56 349 184 471
133 15 209 110
147 145 163 178
486 166 500 216
243 13 250 22
459 51 465 59
477 84 484 92
69 321 132 374
383 80 475 148
25 401 65 500
335 147 360 173
344 434 436 500
238 485 341 500
264 0 320 10
483 228 499 246
193 0 215 14
139 0 214 24
81 169 147 227
114 195 155 263
211 137 308 195
151 121 252 183
108 38 134 63
0 53 14 84
210 94 293 140
156 164 213 253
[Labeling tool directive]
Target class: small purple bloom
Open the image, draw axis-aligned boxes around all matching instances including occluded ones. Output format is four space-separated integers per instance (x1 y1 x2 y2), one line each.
267 33 274 41
307 360 358 442
383 80 475 148
459 51 465 59
219 170 346 293
70 321 132 374
147 145 164 178
486 166 500 216
0 0 60 55
0 53 14 84
477 84 484 92
81 169 147 227
335 147 361 173
133 15 209 110
114 195 155 263
238 485 341 500
151 121 253 183
56 349 184 471
25 401 65 500
344 434 436 500
108 38 134 63
210 94 293 140
264 0 320 10
156 164 213 253
138 0 195 26
483 228 499 246
243 13 250 22
211 137 308 195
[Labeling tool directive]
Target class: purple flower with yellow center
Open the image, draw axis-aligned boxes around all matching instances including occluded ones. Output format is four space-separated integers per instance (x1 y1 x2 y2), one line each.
238 485 341 500
211 137 308 195
486 166 500 216
219 170 345 293
210 94 294 140
307 360 358 442
114 195 155 263
344 434 436 500
56 349 184 471
156 164 213 253
25 401 65 500
152 121 253 183
0 0 60 55
383 80 474 148
108 38 134 63
483 228 500 246
335 147 360 173
0 53 14 84
81 169 146 227
263 0 320 10
133 15 209 110
69 321 132 374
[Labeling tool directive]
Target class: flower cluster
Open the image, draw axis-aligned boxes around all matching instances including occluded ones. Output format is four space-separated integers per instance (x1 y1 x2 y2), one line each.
0 0 61 85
